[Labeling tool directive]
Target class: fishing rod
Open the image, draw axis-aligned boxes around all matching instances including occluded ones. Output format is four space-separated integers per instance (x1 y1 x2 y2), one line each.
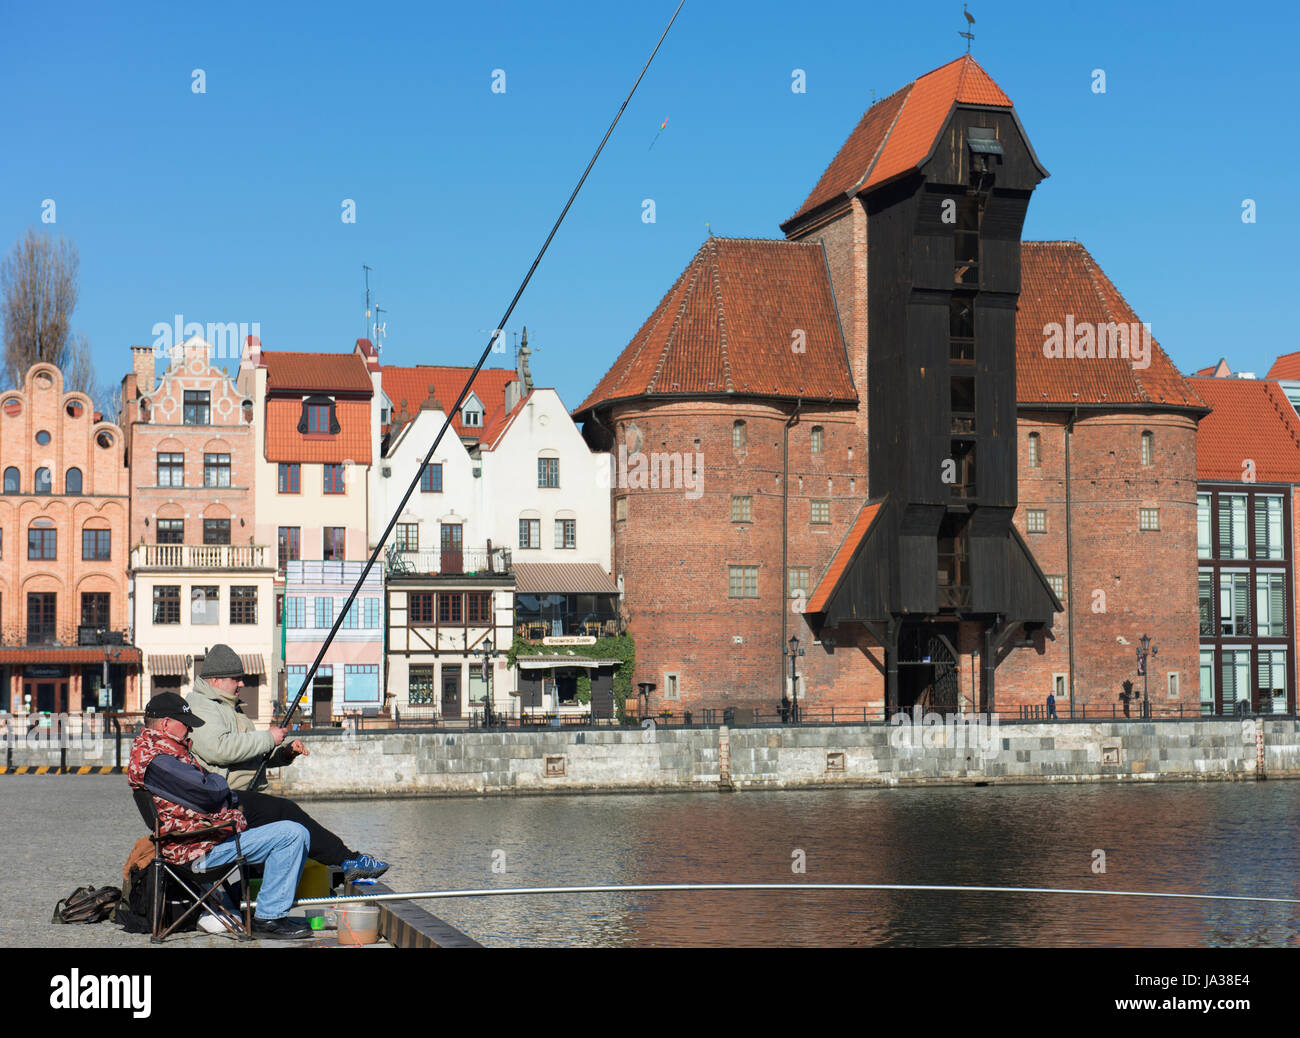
252 0 687 788
273 881 1300 910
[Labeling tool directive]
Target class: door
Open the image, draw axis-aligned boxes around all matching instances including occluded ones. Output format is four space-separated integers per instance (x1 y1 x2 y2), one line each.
591 669 614 720
26 680 67 714
441 665 462 719
441 524 463 575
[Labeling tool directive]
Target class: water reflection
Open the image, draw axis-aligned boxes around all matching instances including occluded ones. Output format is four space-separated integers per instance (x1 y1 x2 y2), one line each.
304 783 1300 947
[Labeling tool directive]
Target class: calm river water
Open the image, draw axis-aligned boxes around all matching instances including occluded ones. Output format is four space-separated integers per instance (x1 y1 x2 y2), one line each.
305 781 1300 947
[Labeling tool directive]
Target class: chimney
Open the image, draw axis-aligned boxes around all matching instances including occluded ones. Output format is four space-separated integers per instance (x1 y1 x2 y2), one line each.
243 335 262 368
503 379 521 413
355 337 381 372
131 346 156 396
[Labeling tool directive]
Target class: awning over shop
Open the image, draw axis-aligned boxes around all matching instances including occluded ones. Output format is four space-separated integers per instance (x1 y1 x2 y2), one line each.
148 655 188 677
513 562 620 595
239 654 266 676
517 658 624 670
0 646 142 666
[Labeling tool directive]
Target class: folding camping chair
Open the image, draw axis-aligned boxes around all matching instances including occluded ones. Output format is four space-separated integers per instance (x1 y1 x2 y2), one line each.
131 787 253 942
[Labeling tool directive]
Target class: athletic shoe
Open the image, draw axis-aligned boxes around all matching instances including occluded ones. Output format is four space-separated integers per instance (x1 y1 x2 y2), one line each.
252 916 312 939
341 854 390 881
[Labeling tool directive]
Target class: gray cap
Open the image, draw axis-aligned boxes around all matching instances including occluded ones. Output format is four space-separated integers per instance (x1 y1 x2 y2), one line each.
199 644 244 680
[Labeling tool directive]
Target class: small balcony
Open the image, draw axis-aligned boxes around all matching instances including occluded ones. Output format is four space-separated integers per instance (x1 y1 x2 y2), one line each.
131 543 272 571
386 546 513 579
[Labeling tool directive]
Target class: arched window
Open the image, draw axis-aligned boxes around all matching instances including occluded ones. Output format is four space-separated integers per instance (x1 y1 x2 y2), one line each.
733 420 747 450
3 467 18 494
34 467 51 495
1141 431 1153 466
811 426 824 454
64 467 82 494
28 518 56 560
1027 432 1041 468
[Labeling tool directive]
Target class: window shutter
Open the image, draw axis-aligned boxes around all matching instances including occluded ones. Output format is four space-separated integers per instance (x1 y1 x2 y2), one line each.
297 400 309 434
1233 577 1249 636
329 403 340 435
1271 577 1285 636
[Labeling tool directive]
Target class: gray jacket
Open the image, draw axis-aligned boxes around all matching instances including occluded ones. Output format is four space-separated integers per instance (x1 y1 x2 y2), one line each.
185 677 295 792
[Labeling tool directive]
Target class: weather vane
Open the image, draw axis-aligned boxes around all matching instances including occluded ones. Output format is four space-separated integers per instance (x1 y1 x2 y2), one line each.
960 4 975 52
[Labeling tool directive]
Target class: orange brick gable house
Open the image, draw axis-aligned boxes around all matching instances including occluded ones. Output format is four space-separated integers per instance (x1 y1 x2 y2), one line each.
576 55 1206 718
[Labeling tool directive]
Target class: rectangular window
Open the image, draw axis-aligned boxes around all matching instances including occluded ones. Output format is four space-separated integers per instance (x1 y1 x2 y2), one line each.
157 452 184 487
341 598 359 629
27 592 56 644
409 665 437 705
1222 649 1251 712
1198 571 1214 636
314 597 334 628
80 592 110 628
733 422 747 450
438 592 464 624
28 527 56 560
278 463 300 494
1200 648 1215 716
1047 575 1065 599
1255 495 1284 560
519 518 540 549
1139 507 1160 531
183 391 210 425
82 528 111 561
1219 494 1247 558
363 597 380 629
788 567 811 597
203 453 231 488
395 523 418 552
277 527 300 571
230 586 257 625
811 500 831 525
1167 671 1180 700
191 586 219 625
323 527 346 562
306 403 331 433
285 597 305 629
1026 509 1047 534
728 565 759 598
554 519 576 549
152 585 180 625
811 427 824 454
203 519 230 546
732 496 753 523
409 592 434 625
1219 571 1250 636
1027 434 1041 468
1197 493 1211 558
616 498 628 522
1258 648 1287 715
466 592 492 625
421 464 443 493
664 673 680 700
157 518 184 545
344 664 380 704
323 463 345 494
538 457 559 488
1256 571 1287 637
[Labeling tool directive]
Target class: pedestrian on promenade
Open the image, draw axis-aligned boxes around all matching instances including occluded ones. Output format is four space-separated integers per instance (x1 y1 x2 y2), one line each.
185 645 389 883
780 694 791 724
127 692 312 939
1046 691 1058 719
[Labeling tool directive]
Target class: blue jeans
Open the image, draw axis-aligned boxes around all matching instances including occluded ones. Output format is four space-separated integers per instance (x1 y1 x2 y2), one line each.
197 820 309 920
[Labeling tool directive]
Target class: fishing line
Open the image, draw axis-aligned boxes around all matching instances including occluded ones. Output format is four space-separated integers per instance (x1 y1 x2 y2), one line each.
253 0 687 785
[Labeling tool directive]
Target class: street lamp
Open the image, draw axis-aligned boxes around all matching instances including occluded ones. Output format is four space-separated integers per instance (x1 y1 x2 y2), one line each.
1136 634 1157 719
480 637 494 728
636 681 655 721
784 635 805 723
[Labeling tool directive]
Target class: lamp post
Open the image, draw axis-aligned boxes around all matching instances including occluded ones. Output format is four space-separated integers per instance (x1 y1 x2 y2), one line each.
480 637 494 728
784 635 805 723
1136 634 1157 719
636 681 655 722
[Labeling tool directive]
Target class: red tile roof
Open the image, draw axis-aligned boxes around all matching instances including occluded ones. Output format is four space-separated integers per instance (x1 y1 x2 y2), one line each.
574 237 857 416
1195 359 1231 377
0 647 142 665
806 499 885 614
481 391 531 450
262 351 374 395
1267 352 1300 380
380 366 518 439
1191 377 1300 483
785 56 1015 227
1016 242 1207 410
264 398 373 464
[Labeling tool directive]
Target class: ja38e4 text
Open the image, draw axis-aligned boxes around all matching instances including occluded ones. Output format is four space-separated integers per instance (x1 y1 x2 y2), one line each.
1135 976 1249 990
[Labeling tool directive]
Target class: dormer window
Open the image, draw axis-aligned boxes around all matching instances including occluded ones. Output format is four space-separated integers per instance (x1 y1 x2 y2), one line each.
462 392 483 428
298 395 339 435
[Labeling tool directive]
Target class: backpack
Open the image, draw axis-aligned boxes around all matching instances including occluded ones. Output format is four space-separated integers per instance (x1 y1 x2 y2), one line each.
113 864 201 934
52 885 122 924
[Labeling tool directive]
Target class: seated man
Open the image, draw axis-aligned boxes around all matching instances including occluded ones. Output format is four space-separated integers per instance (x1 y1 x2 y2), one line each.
186 645 388 882
127 692 312 939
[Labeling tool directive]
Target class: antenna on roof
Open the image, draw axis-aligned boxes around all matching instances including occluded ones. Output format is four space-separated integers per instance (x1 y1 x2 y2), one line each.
374 305 387 353
960 4 975 52
362 264 373 343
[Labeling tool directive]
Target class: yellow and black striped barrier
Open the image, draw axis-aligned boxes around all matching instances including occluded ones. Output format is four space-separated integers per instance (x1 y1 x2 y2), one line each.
0 765 123 774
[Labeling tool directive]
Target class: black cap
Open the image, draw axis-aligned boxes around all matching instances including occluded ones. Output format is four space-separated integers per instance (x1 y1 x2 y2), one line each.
144 692 205 728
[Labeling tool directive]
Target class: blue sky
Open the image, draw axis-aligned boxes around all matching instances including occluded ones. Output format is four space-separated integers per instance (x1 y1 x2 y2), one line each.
1 0 1295 412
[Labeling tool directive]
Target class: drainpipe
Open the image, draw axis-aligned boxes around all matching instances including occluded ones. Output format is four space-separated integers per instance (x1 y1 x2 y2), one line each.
1065 407 1078 715
782 399 803 699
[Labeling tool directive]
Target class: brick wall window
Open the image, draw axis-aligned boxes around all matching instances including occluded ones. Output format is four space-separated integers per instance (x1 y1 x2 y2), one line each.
28 521 56 560
554 519 576 549
732 420 747 450
278 463 300 493
152 585 180 625
616 498 627 522
278 527 300 570
157 519 184 544
65 467 82 494
663 673 680 700
396 523 418 551
1027 432 1041 468
323 527 346 561
204 453 231 487
788 566 811 597
1047 575 1065 599
323 463 345 494
538 457 560 488
34 467 51 494
28 593 56 644
1139 507 1159 531
1026 509 1046 533
157 452 184 487
728 565 759 598
519 518 540 549
82 527 111 560
811 426 824 454
191 586 219 625
203 519 230 545
230 586 257 625
811 500 831 525
80 592 110 628
3 467 18 494
183 391 210 426
409 592 434 626
732 496 753 523
1141 431 1153 466
421 463 443 493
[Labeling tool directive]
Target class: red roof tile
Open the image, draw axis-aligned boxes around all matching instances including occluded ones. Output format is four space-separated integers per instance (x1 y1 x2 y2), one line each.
575 237 857 416
0 647 143 665
262 351 373 395
481 391 531 449
264 398 373 464
1016 242 1206 410
1191 377 1300 483
785 56 1014 227
806 499 885 614
1267 352 1300 380
381 366 518 439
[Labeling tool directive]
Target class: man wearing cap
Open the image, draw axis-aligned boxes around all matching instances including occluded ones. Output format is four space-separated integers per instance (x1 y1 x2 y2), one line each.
127 692 313 938
185 644 389 882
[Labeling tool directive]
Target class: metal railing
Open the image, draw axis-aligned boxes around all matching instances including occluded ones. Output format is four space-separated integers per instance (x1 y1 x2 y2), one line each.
384 547 513 578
